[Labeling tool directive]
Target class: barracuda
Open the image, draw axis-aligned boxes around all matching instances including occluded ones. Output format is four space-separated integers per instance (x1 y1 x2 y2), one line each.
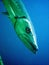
2 0 38 54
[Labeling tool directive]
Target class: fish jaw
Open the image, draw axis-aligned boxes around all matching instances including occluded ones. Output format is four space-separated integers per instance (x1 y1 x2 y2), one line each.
20 33 38 54
14 18 38 54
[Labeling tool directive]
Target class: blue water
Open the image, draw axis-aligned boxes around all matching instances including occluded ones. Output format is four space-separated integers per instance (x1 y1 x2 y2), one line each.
0 0 49 65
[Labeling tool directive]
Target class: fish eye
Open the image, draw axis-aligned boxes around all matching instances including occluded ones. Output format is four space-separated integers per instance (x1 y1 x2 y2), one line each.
26 27 31 34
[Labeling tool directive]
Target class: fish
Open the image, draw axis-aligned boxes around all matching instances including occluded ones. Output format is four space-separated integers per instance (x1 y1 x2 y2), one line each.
0 56 4 65
2 0 38 54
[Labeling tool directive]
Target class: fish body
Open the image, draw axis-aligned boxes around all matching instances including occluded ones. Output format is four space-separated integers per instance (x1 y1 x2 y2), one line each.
0 56 4 65
2 0 38 54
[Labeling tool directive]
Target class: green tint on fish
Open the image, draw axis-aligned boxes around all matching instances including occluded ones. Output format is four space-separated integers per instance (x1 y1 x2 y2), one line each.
2 0 38 54
0 56 4 65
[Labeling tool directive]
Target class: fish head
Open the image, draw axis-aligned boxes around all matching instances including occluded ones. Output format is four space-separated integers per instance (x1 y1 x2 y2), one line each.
15 18 38 54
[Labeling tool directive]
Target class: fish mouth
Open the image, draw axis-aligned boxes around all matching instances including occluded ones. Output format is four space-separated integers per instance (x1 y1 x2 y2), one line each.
23 34 38 54
29 42 38 54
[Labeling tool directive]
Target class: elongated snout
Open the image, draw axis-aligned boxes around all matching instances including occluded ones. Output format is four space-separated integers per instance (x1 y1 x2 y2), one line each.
24 33 38 54
30 42 38 54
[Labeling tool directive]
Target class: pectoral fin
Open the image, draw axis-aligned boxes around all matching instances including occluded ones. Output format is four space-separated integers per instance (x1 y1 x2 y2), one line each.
2 12 9 16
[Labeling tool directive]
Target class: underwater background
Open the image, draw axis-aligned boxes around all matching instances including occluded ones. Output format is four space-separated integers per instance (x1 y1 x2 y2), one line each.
0 0 49 65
